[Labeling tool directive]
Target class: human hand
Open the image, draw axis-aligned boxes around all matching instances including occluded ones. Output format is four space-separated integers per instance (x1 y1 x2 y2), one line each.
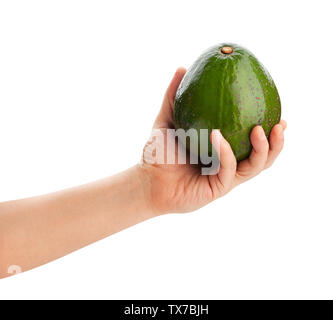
139 68 287 215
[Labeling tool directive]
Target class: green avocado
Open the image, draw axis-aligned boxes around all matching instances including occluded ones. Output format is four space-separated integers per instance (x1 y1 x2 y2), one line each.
174 43 281 162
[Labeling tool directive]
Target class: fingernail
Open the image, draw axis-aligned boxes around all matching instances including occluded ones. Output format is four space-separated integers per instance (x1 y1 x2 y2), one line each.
211 129 223 145
259 128 266 140
279 128 284 139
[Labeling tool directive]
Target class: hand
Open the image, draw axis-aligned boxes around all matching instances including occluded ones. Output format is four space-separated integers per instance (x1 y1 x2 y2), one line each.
139 68 287 215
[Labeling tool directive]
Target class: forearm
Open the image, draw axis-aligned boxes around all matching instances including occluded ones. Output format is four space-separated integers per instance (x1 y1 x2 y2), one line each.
0 165 154 278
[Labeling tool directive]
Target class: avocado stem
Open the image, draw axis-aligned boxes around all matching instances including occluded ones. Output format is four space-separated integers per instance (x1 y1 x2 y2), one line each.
221 46 233 54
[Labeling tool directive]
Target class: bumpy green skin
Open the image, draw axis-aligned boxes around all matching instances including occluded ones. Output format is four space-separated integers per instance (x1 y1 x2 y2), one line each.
174 43 281 161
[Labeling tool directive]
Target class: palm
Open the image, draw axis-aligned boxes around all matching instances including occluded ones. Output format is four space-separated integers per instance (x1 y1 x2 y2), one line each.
143 133 215 213
141 68 286 214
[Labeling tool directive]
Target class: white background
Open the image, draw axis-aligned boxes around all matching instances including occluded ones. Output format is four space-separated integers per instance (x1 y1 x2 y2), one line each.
0 0 332 299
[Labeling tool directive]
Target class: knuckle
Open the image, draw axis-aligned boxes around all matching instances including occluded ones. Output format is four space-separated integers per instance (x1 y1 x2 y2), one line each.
226 159 237 172
264 162 272 170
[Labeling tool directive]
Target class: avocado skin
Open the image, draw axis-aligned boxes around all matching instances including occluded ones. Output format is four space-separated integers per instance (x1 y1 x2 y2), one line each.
174 43 281 162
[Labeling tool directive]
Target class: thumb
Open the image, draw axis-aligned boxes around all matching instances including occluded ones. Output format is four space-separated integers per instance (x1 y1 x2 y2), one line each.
209 129 237 197
154 67 186 129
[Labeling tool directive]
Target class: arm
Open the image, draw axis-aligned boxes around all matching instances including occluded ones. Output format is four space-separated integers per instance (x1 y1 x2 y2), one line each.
0 166 154 278
0 68 286 278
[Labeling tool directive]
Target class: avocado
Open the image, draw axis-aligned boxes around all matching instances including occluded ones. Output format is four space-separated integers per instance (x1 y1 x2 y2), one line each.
174 43 281 162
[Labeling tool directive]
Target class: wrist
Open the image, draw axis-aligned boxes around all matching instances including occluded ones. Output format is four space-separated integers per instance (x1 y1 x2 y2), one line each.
132 164 162 218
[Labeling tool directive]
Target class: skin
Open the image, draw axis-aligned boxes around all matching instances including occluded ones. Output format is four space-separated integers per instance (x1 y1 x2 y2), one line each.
0 68 286 278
